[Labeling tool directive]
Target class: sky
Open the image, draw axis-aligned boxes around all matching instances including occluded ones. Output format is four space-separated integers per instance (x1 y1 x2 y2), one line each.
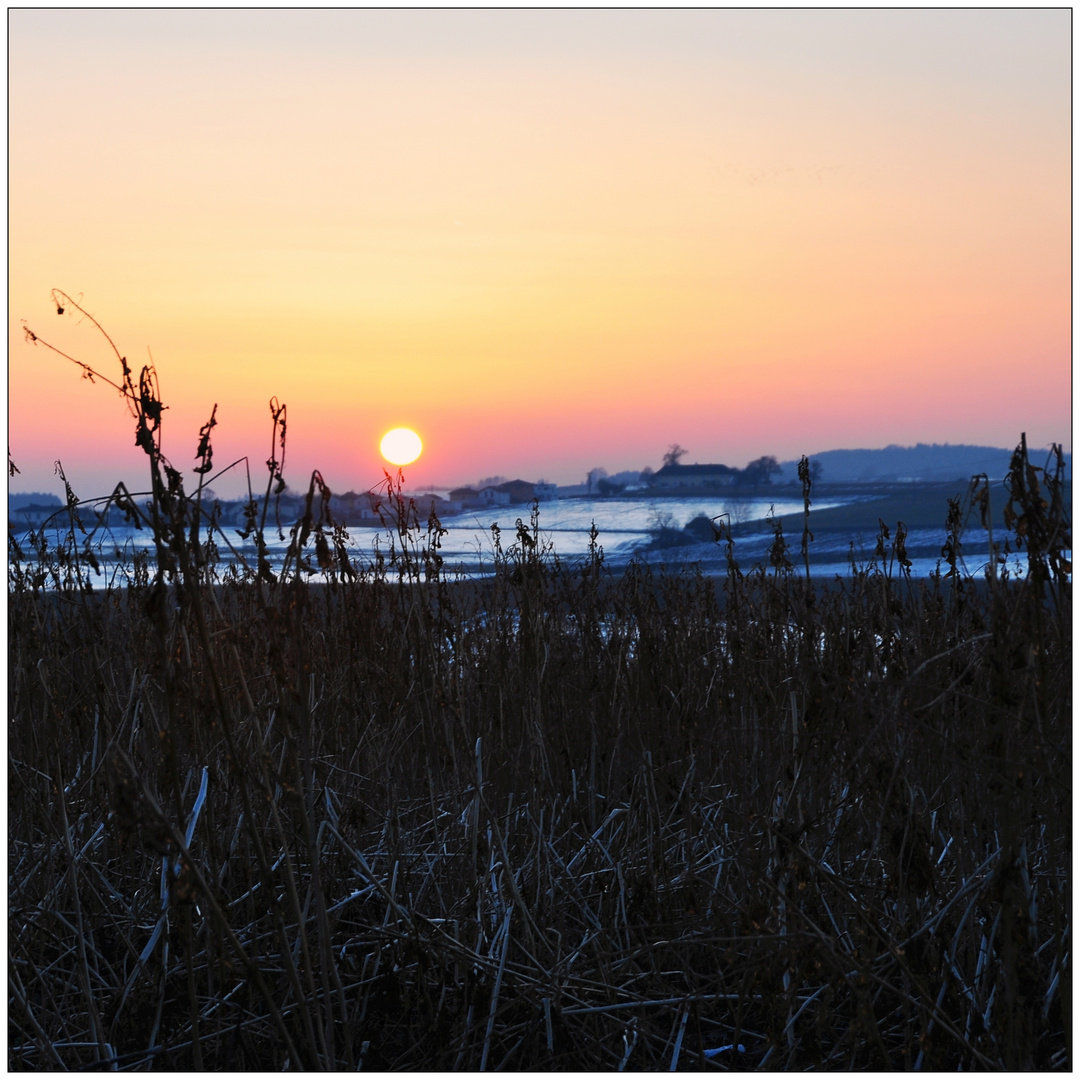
8 9 1071 498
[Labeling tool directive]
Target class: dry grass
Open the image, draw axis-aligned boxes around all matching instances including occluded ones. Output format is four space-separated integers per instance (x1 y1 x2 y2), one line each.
8 298 1071 1070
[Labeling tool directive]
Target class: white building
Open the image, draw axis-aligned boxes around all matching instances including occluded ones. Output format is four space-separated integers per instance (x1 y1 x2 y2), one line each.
476 487 511 507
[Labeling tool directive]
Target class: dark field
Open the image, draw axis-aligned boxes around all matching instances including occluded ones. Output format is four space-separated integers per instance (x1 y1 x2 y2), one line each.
636 476 1077 580
791 482 1014 531
9 438 1072 1071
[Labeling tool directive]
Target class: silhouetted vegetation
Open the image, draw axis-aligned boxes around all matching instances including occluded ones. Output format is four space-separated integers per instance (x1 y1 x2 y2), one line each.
9 297 1071 1070
663 443 688 468
738 455 782 487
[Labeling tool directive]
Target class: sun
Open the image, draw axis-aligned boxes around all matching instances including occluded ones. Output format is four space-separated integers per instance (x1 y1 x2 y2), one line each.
380 427 423 466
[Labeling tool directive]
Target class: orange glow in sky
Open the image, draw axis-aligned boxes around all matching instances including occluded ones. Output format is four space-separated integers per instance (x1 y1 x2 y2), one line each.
8 10 1070 498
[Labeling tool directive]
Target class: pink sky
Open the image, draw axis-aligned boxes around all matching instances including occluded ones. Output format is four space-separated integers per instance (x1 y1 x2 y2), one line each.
9 10 1070 499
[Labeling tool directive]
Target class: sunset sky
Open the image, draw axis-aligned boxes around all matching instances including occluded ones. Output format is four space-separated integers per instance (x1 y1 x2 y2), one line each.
9 9 1071 499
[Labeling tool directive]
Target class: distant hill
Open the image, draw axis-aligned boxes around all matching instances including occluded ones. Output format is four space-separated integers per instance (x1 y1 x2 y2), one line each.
9 492 63 510
778 443 1071 485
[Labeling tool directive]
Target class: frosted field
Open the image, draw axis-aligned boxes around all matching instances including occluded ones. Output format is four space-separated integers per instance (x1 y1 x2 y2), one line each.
12 491 1036 584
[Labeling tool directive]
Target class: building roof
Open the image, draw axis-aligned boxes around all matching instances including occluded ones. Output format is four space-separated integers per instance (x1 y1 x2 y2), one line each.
654 463 737 478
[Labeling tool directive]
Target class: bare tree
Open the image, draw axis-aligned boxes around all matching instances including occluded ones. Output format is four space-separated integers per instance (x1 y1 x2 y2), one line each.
586 467 607 494
662 443 688 468
726 494 753 525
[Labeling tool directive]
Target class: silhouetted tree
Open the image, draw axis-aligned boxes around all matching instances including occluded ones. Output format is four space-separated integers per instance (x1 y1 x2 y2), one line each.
662 443 688 468
742 455 782 486
597 478 625 497
587 467 607 494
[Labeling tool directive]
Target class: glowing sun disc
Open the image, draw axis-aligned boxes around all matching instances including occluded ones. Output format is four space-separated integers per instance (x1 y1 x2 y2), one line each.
380 427 423 466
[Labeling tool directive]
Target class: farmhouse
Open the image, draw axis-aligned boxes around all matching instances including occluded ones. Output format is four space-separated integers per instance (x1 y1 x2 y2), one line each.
448 479 558 506
477 486 511 507
10 502 64 527
649 463 739 489
410 493 461 518
494 479 539 503
449 486 511 509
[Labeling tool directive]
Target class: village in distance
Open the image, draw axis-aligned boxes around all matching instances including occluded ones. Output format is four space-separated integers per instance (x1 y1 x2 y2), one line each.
9 439 1069 534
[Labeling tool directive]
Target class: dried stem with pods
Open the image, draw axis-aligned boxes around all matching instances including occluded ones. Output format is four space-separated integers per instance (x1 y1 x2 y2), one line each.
9 297 1071 1070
